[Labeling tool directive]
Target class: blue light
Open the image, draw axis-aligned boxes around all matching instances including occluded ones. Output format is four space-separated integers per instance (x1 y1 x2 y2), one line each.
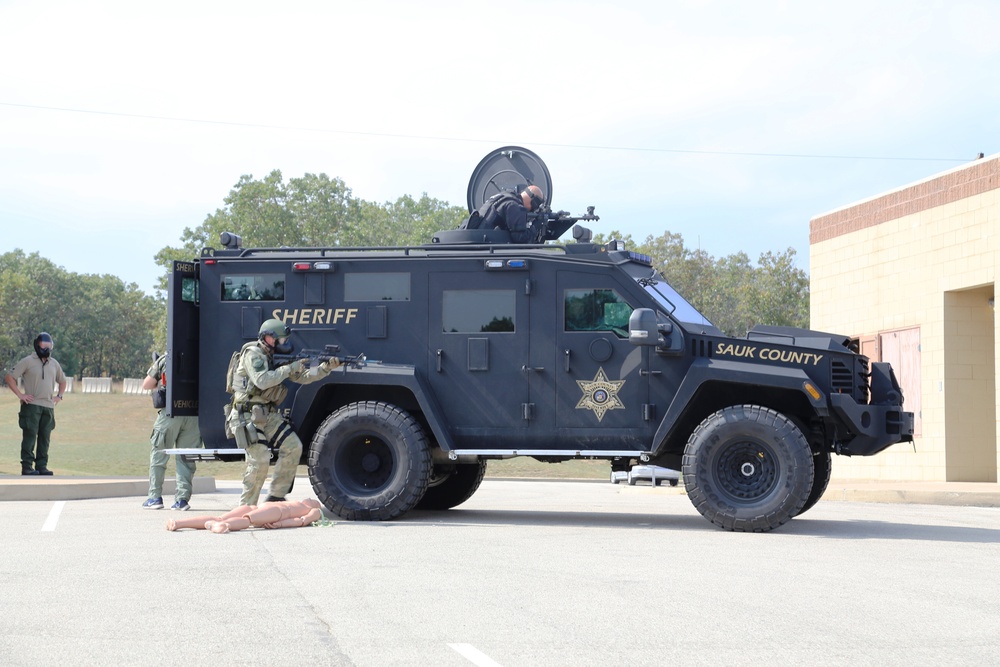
627 252 652 266
508 260 526 268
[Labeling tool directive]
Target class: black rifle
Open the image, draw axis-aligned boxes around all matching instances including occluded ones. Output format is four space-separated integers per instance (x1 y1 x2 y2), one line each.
526 205 600 243
274 344 368 370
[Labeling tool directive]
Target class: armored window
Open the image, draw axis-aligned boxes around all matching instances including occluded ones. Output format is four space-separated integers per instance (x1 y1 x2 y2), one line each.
564 288 633 338
181 277 199 304
221 274 285 301
442 290 515 333
345 273 411 301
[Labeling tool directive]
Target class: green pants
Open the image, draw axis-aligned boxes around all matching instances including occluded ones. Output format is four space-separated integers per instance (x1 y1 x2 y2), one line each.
148 412 202 502
233 408 303 506
19 403 55 471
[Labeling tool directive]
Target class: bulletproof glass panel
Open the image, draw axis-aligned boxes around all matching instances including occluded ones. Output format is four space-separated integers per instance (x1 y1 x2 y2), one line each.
221 274 285 301
565 289 633 338
345 273 411 301
443 290 515 333
181 277 199 304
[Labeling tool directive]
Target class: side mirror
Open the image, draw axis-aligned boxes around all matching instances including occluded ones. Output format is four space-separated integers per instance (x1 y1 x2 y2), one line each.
629 308 662 346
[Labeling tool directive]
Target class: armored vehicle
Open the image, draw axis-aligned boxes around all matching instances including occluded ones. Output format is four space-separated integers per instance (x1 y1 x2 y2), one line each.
166 146 913 532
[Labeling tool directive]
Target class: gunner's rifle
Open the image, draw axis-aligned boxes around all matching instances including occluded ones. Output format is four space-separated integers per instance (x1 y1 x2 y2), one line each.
526 205 600 243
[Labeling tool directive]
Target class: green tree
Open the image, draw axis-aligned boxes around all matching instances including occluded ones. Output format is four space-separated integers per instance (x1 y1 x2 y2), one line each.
154 170 353 293
589 229 809 336
0 250 160 379
340 193 465 247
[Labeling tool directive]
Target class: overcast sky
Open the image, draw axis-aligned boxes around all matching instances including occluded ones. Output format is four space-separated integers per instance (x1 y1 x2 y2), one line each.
2 0 998 296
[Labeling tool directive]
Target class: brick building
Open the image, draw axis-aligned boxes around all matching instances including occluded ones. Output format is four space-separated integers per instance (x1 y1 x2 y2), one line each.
810 153 999 482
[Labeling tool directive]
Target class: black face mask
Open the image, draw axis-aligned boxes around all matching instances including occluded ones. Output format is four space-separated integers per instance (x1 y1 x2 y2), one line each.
34 345 51 359
272 340 293 355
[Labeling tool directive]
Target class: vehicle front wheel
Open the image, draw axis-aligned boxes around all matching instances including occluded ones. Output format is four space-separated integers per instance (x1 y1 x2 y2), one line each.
416 460 487 510
682 405 814 532
308 401 431 521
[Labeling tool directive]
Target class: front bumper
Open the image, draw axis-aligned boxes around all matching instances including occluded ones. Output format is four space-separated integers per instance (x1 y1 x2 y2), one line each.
828 394 915 456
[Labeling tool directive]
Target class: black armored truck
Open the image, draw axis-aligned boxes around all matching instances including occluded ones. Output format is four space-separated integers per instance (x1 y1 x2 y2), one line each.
166 146 913 532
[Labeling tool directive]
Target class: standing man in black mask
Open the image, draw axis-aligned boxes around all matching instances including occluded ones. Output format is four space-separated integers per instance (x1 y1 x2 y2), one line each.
4 332 67 475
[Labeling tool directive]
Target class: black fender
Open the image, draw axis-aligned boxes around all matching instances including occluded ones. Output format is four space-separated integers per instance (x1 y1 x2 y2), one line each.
649 358 823 457
288 364 457 452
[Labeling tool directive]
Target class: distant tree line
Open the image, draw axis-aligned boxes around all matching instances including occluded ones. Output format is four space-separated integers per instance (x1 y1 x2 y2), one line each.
592 230 809 336
0 250 160 379
1 170 809 378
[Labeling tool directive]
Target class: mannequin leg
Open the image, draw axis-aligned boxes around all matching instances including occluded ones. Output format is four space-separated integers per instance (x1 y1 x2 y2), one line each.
166 505 255 531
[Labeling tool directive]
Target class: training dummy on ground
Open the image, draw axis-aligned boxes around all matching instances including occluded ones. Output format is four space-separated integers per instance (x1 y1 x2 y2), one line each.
166 498 323 533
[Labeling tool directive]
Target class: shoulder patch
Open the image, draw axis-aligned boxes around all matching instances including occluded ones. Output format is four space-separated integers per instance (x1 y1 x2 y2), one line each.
251 355 266 371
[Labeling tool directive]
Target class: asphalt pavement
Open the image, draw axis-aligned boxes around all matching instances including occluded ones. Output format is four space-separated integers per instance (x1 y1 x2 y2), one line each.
3 478 999 666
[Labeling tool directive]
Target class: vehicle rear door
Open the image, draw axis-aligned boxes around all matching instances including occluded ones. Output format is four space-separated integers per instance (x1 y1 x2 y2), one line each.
166 260 199 418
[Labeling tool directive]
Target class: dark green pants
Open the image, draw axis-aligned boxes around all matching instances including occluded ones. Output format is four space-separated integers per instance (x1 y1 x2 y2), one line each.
19 403 55 470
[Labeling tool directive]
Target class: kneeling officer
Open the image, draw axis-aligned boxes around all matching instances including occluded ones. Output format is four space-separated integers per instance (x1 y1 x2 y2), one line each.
227 319 340 506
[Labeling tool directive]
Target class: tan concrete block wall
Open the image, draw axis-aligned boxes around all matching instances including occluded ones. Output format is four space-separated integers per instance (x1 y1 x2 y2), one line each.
810 156 999 481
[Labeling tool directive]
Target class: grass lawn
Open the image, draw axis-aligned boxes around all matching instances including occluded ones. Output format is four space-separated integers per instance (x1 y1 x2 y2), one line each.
1 388 610 480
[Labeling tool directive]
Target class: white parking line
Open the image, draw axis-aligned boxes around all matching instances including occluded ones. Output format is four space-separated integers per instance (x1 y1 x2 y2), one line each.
41 501 66 532
448 643 503 667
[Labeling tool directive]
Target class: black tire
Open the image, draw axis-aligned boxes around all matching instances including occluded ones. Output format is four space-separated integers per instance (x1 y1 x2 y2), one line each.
307 401 431 521
668 478 679 487
682 405 814 532
415 460 487 510
797 450 832 516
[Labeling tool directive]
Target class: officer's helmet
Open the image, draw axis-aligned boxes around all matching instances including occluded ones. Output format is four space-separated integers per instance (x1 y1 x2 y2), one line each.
258 319 290 341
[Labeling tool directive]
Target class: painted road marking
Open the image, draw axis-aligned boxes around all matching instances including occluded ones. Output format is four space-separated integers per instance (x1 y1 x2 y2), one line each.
41 501 65 532
448 643 503 667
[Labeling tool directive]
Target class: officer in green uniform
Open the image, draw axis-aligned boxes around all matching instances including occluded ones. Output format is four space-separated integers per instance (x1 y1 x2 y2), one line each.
5 332 67 475
227 319 340 506
141 354 203 510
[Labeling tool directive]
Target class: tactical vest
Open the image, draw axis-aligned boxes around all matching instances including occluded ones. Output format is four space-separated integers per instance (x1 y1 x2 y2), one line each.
228 341 289 406
460 191 520 230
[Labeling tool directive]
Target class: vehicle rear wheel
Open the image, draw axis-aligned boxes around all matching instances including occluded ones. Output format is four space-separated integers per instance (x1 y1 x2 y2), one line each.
797 450 832 516
682 405 814 532
415 460 487 510
308 401 431 521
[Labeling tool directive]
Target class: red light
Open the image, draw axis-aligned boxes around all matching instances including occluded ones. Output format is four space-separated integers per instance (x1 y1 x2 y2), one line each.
292 262 311 271
204 259 216 265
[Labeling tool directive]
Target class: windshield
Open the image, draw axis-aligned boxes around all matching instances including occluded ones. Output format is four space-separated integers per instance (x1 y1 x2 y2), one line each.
638 276 713 326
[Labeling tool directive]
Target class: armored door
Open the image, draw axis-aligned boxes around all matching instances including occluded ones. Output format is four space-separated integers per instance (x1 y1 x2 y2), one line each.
428 271 530 446
167 260 200 419
554 271 651 448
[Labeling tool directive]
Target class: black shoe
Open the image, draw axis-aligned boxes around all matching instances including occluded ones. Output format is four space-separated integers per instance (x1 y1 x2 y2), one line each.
21 469 39 476
264 495 285 503
36 468 54 476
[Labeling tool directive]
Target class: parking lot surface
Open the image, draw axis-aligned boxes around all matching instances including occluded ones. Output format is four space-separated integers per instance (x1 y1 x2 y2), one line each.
2 479 999 666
